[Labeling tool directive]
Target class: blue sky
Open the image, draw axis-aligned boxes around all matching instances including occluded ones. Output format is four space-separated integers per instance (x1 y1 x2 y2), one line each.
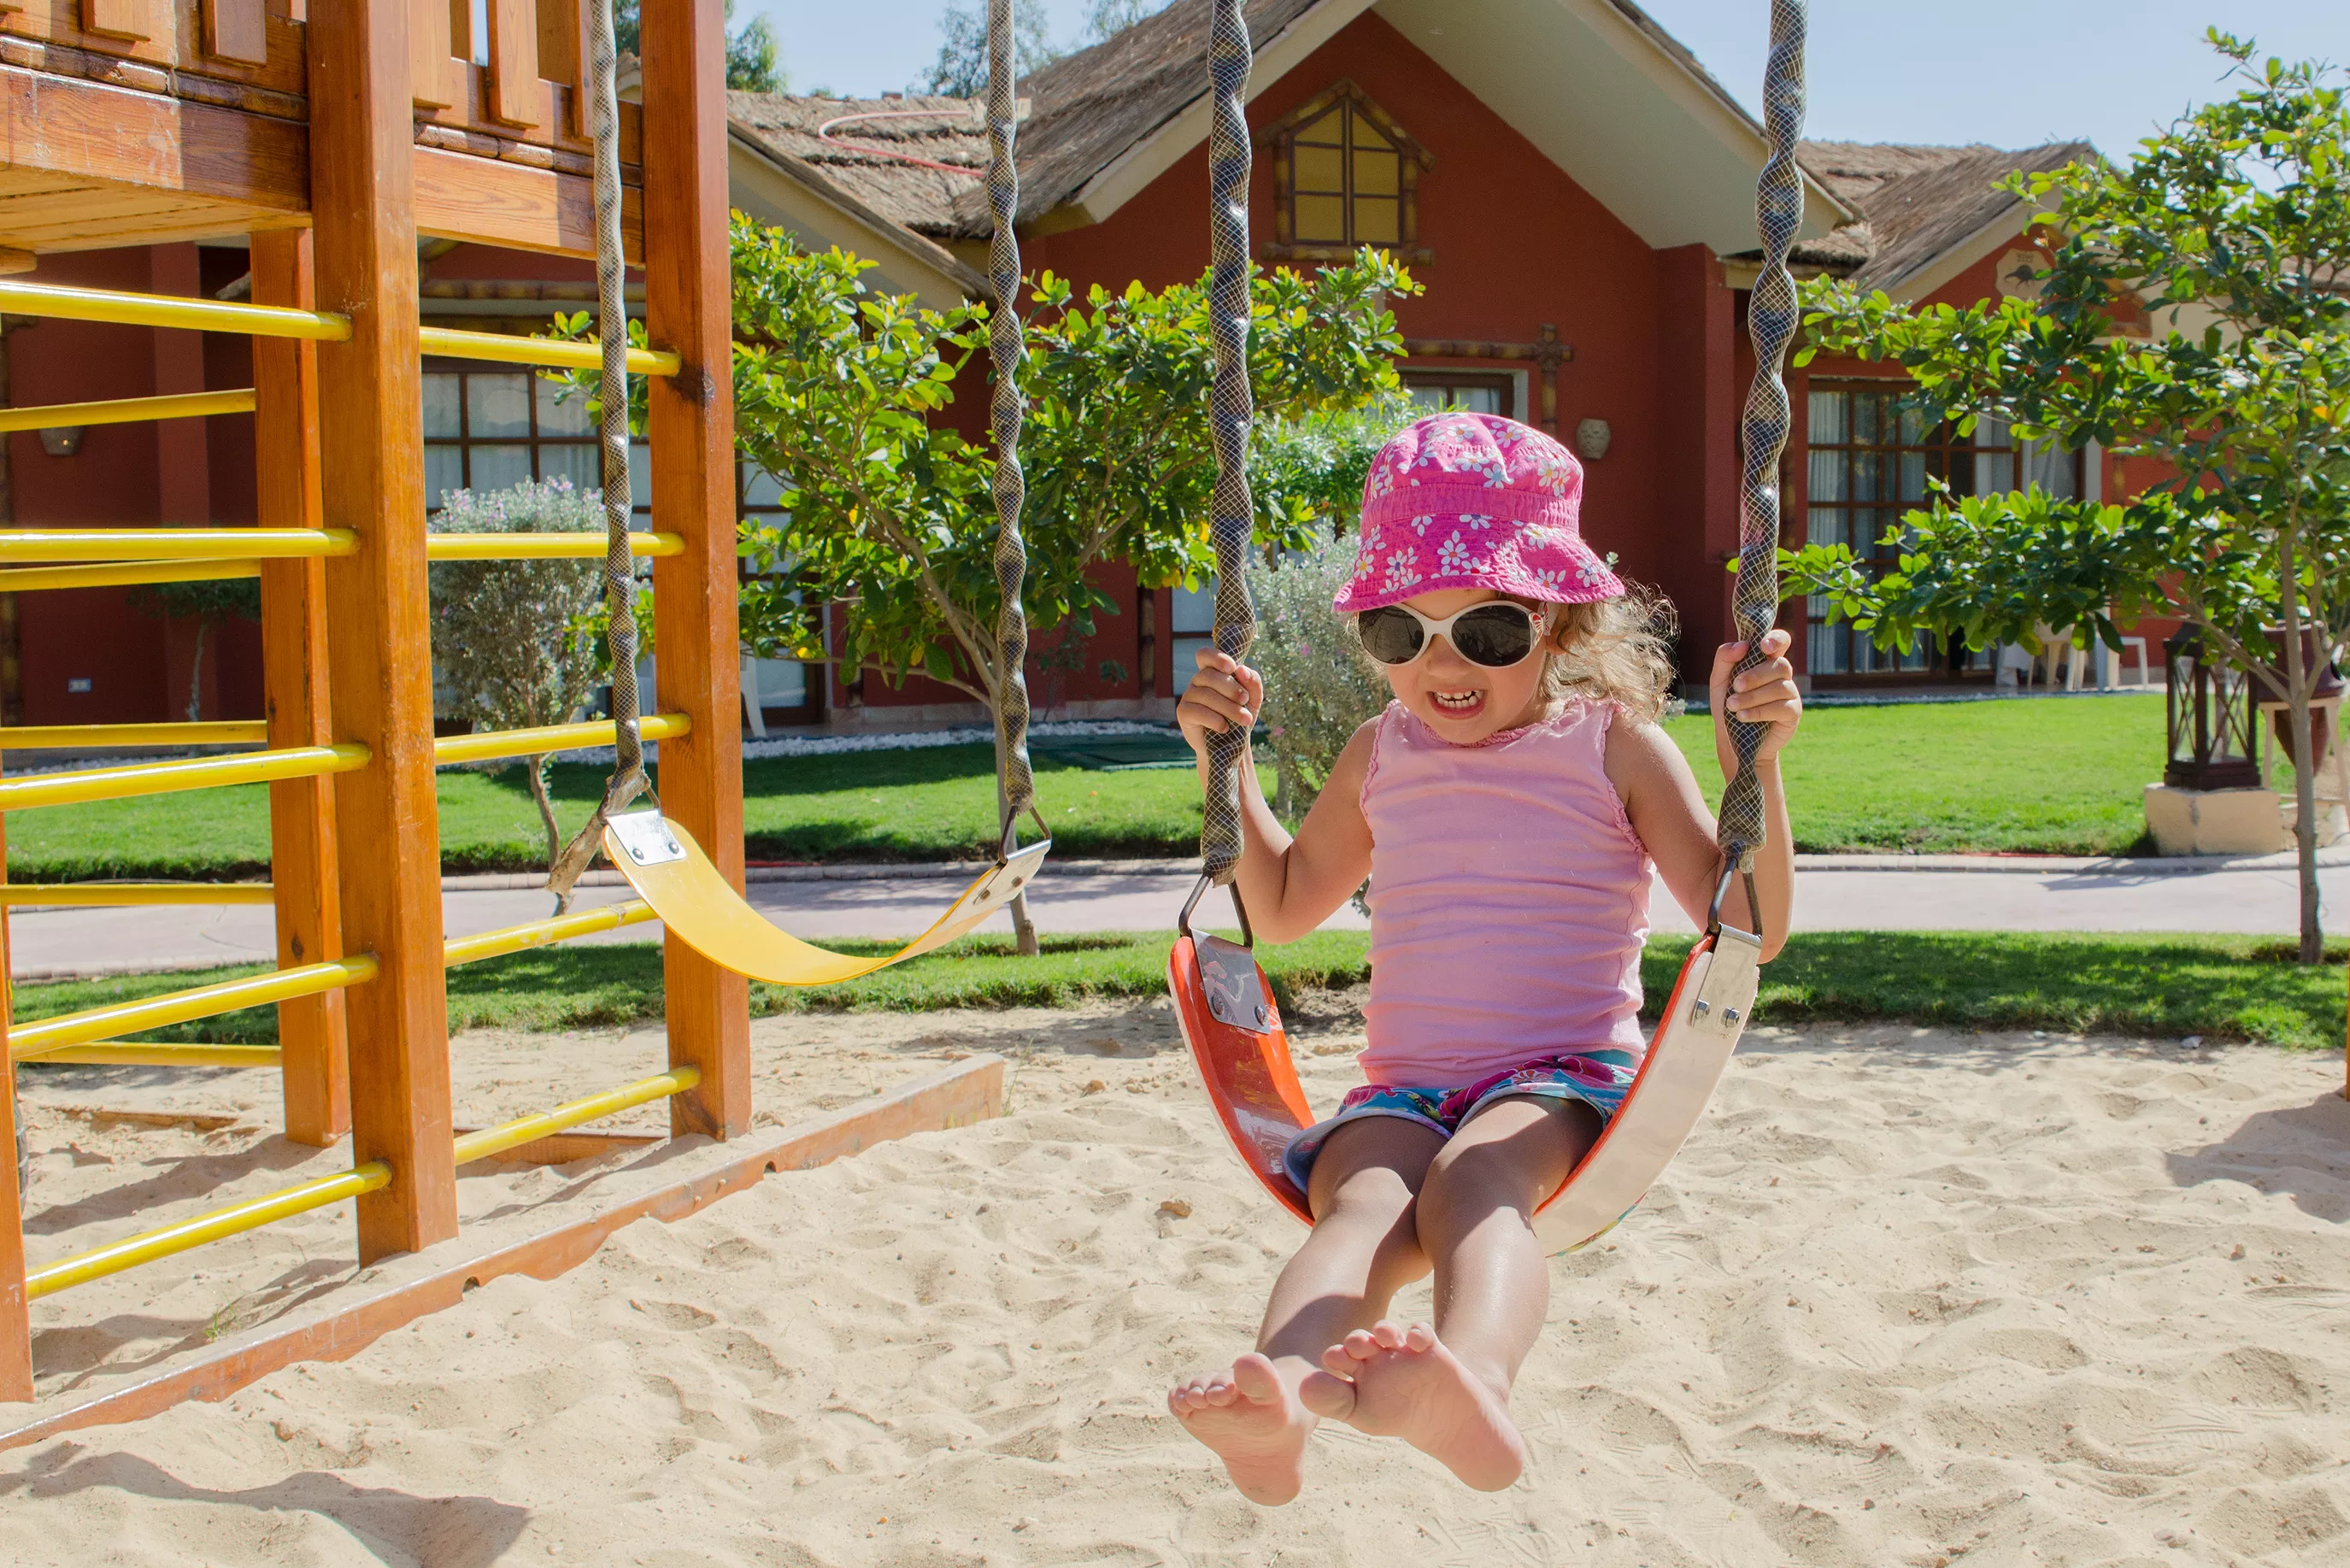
757 0 2345 161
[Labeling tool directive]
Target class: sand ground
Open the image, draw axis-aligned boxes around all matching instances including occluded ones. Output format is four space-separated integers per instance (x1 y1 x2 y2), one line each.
2 996 2347 1567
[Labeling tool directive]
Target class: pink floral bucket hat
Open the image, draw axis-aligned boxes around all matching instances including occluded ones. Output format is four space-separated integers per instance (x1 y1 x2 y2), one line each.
1332 411 1623 614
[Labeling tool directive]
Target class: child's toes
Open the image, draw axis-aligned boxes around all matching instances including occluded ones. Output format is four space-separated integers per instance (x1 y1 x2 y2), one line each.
1337 1327 1382 1362
1369 1319 1410 1352
1402 1322 1437 1354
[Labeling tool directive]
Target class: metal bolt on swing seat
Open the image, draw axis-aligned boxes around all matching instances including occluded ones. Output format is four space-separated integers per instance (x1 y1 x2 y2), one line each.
1693 1001 1711 1018
1724 1007 1742 1024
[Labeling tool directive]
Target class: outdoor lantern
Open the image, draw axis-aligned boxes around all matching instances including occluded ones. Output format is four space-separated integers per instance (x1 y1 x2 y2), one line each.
2164 624 2263 790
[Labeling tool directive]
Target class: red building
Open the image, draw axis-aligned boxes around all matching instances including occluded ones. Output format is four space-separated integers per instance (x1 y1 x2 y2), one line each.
0 0 2137 731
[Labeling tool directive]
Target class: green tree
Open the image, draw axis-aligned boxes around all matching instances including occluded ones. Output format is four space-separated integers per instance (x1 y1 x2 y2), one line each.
1084 0 1173 42
1783 32 2350 960
612 0 780 92
720 220 1414 726
429 479 612 872
130 579 258 723
915 0 1060 97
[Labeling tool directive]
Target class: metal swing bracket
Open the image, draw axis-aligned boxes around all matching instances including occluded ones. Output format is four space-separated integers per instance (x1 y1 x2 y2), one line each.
1179 872 1278 1035
1689 861 1764 1037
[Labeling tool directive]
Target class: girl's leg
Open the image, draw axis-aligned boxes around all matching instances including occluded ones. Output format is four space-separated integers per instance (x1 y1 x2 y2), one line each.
1168 1115 1441 1505
1304 1095 1597 1491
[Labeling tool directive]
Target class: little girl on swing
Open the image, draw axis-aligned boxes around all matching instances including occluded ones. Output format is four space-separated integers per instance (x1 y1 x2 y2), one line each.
1167 411 1802 1504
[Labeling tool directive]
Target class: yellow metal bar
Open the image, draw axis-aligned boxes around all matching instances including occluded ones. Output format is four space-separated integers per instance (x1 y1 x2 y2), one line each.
0 279 352 342
424 531 685 561
0 389 257 435
0 721 267 749
443 899 659 968
453 1067 700 1167
23 1160 389 1300
418 325 680 377
0 742 367 813
0 528 355 564
29 1042 283 1067
0 882 274 907
0 559 263 594
433 714 689 767
0 884 274 907
10 955 378 1061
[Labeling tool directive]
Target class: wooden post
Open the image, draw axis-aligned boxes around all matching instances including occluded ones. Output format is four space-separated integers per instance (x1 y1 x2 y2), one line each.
641 0 749 1140
252 230 350 1148
0 803 30 1402
308 0 458 1263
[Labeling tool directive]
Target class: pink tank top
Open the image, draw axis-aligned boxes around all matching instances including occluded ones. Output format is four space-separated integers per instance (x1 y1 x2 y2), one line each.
1358 699 1652 1085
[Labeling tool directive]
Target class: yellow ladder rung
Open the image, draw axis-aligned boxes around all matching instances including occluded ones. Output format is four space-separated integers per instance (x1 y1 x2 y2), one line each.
0 560 264 593
0 279 352 342
0 743 368 813
9 955 378 1061
0 721 267 750
420 324 680 377
0 528 355 563
425 531 684 561
452 1067 700 1167
0 881 274 907
434 714 688 768
0 389 256 434
23 1160 389 1300
444 899 659 967
28 1042 282 1067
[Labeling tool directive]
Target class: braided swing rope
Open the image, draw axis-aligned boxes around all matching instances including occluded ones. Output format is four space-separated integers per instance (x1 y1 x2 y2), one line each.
985 0 1039 851
1198 0 1256 895
1713 0 1807 931
547 0 646 911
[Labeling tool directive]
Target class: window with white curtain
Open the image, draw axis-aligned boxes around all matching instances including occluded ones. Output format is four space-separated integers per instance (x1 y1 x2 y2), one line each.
1805 384 2083 678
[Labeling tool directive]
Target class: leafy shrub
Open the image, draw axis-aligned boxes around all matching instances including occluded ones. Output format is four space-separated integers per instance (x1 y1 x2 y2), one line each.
429 477 613 868
1244 523 1390 819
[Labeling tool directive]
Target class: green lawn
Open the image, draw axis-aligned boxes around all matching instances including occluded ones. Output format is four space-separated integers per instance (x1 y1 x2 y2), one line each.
3 693 2166 880
16 928 2346 1052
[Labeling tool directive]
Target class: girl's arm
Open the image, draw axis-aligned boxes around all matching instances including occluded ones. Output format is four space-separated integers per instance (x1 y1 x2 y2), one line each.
1611 630 1801 961
1177 649 1375 944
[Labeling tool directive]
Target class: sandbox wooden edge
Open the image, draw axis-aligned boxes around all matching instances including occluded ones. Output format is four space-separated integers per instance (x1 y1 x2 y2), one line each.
0 1054 1007 1453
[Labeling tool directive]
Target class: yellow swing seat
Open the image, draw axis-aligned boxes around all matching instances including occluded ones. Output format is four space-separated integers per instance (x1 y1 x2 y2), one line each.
600 811 1050 987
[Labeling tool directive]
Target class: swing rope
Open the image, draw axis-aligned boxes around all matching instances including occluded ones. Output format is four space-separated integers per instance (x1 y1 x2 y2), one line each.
547 0 648 913
984 0 1041 855
1196 0 1257 919
1712 0 1807 935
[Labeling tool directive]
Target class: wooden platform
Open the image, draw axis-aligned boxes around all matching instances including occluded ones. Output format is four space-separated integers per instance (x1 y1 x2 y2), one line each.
0 0 643 260
0 1054 1005 1453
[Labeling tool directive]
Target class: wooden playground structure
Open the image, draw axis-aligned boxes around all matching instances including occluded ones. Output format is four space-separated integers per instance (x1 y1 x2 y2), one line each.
0 0 769 1411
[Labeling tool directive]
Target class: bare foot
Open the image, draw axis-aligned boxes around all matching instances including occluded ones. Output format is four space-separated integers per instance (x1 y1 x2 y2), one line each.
1167 1352 1316 1505
1301 1320 1527 1490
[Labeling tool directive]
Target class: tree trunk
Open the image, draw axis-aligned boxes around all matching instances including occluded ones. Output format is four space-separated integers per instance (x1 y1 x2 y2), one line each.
183 620 208 723
1007 888 1041 958
2278 575 2324 963
526 754 561 872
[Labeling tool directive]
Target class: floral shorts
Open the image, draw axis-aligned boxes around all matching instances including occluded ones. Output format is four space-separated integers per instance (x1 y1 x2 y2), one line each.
1281 1049 1640 1193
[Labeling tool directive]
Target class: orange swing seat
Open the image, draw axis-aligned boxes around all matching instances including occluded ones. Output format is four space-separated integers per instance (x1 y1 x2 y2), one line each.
1167 888 1762 1254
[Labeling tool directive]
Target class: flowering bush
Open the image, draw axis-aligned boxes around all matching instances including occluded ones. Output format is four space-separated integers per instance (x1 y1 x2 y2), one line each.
1244 523 1390 819
429 477 613 868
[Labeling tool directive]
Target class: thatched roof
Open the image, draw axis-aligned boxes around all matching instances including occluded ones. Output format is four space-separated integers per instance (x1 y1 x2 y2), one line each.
943 0 1323 237
727 91 987 238
1795 139 2094 290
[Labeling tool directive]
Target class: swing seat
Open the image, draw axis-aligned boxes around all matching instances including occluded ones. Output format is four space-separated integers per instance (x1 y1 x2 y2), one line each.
1168 924 1761 1254
601 811 1050 987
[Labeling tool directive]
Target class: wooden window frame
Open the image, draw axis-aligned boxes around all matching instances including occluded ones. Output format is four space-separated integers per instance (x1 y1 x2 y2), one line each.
1262 80 1434 264
1403 370 1515 420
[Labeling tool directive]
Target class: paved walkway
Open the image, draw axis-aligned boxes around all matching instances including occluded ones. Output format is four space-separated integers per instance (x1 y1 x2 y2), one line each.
14 853 2350 979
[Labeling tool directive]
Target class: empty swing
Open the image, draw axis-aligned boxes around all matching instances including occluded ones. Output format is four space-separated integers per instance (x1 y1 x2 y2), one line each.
555 0 1049 985
1166 0 1808 1254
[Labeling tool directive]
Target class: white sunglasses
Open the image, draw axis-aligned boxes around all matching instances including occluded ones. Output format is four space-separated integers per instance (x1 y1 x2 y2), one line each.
1353 601 1551 668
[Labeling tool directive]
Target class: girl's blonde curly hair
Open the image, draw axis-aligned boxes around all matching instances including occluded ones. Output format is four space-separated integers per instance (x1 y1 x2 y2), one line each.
1536 584 1679 725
